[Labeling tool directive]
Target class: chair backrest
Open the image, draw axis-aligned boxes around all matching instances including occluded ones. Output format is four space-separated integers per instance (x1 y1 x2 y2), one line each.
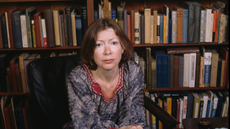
27 55 83 129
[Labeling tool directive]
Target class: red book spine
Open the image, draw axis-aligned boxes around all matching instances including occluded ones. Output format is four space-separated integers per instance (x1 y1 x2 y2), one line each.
10 61 18 92
4 108 11 129
7 8 18 48
127 14 131 41
34 13 42 47
176 101 180 128
22 108 29 129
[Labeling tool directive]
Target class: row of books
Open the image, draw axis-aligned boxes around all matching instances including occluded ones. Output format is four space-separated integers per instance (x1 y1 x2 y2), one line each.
0 96 28 129
97 0 229 44
132 46 229 89
145 90 229 129
0 52 77 93
0 6 87 49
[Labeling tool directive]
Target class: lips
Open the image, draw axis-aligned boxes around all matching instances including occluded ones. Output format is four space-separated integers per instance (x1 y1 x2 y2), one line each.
103 59 114 63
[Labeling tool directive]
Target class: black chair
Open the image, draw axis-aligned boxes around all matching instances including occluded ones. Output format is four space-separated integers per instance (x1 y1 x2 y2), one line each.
27 55 179 129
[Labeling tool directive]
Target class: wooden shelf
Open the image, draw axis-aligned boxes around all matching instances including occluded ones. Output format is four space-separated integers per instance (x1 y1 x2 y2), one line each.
0 92 28 96
144 86 226 92
0 0 80 2
0 42 228 51
0 46 81 51
133 42 229 47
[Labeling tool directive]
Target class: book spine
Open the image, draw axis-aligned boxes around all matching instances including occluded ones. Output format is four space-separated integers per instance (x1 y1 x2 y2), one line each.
1 15 9 48
205 8 212 42
194 4 201 43
183 54 190 87
156 56 162 88
210 52 219 87
160 15 163 43
53 10 61 47
75 15 83 46
44 9 55 47
81 6 87 37
117 6 124 30
203 52 212 87
168 19 172 44
41 19 47 47
12 11 23 49
169 54 174 88
134 10 140 44
162 55 169 88
173 56 179 88
144 8 151 44
200 9 206 42
157 15 160 43
172 10 178 43
71 13 77 46
178 56 184 87
0 13 3 48
199 57 204 87
153 10 158 43
177 8 183 43
20 15 28 48
34 13 42 47
183 9 188 43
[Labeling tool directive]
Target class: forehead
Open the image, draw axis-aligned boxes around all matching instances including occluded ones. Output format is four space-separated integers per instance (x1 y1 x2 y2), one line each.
96 28 118 39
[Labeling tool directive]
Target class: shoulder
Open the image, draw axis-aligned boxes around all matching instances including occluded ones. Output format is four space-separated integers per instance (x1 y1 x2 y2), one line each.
68 64 88 82
124 60 142 74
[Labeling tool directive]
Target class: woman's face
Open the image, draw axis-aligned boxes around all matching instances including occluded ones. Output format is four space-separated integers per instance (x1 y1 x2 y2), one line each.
93 28 124 71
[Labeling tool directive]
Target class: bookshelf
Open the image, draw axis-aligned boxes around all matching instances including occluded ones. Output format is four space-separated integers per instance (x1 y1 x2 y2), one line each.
0 0 229 128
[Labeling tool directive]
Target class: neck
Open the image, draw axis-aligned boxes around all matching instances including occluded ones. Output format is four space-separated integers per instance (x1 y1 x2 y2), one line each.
92 67 119 83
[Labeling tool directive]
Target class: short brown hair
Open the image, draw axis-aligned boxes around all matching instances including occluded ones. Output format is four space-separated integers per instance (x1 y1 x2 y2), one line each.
81 18 133 70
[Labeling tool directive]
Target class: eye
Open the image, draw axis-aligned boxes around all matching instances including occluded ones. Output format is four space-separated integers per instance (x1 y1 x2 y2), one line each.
112 41 119 45
96 43 103 47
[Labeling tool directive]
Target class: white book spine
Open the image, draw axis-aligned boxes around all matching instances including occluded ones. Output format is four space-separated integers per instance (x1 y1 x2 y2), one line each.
202 94 208 117
20 15 28 48
157 15 160 43
183 53 190 87
150 15 154 44
171 10 177 44
200 10 206 42
189 53 196 87
179 98 184 128
182 96 188 119
135 10 140 44
205 8 212 42
210 13 213 42
41 19 47 47
5 12 10 48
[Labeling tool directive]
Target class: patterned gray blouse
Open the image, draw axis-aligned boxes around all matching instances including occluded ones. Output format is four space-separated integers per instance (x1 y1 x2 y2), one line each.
66 60 150 129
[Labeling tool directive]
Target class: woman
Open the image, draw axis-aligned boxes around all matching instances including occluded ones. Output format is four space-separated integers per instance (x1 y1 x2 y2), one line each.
65 18 150 129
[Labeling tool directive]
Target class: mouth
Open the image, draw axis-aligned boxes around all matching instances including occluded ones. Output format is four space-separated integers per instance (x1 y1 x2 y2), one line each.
103 59 114 63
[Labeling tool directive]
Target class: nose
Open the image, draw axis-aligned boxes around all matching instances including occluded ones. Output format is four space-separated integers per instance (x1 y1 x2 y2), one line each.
104 44 111 55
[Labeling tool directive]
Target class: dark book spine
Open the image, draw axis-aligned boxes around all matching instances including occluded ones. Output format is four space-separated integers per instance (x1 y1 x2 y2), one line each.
29 8 37 48
75 15 82 46
162 55 169 88
81 6 87 38
0 13 3 48
60 14 66 47
186 93 194 118
66 7 73 46
215 92 225 117
184 2 195 43
178 56 184 87
169 54 174 88
1 15 9 48
44 9 55 47
156 56 162 88
62 9 68 46
195 53 200 87
12 11 23 49
216 58 222 87
194 3 201 43
15 63 22 92
173 55 179 88
168 19 172 44
7 8 18 48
